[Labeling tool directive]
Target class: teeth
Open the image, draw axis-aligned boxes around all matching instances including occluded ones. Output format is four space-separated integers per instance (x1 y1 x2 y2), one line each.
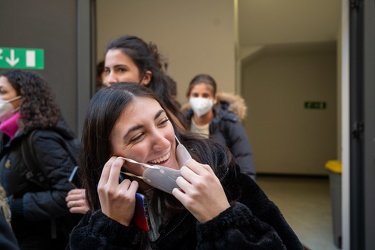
149 152 170 164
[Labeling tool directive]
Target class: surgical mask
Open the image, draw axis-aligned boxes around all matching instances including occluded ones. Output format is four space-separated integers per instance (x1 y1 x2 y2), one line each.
189 97 213 117
120 136 192 194
0 96 21 123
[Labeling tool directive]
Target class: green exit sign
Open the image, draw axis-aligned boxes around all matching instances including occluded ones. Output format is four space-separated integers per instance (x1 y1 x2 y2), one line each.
304 101 326 109
0 47 44 69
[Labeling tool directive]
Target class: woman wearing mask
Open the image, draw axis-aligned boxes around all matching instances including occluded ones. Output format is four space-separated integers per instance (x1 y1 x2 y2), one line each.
67 82 302 249
0 70 80 250
182 74 256 179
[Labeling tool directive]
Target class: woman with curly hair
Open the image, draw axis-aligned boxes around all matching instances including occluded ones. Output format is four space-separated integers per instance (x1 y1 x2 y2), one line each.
0 70 80 250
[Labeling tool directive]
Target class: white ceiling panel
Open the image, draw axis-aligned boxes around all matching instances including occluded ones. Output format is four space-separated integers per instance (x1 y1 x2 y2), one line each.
238 0 341 46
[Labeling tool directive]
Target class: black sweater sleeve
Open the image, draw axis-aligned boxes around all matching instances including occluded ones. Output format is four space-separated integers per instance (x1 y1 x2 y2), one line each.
67 210 142 250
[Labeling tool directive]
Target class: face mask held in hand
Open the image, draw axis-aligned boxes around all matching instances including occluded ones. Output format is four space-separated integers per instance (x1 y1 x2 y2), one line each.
121 136 192 194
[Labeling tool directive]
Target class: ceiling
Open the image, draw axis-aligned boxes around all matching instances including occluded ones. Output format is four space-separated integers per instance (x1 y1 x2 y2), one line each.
238 0 342 47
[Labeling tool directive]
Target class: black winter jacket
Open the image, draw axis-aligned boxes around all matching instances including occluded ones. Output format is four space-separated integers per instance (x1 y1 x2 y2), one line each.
67 153 302 249
0 116 79 248
183 98 256 179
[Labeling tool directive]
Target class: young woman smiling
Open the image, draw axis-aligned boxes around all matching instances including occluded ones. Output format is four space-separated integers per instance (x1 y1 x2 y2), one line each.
67 82 303 250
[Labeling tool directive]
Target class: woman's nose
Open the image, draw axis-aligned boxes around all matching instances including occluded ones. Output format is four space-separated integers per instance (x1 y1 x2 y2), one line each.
151 131 169 151
106 72 118 85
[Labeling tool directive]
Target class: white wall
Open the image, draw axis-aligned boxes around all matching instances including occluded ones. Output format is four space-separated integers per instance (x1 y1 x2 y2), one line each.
340 0 350 248
96 0 340 176
96 0 235 104
242 45 337 175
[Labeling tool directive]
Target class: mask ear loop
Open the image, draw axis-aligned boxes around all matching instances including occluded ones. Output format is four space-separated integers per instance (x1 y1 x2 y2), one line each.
119 157 159 179
0 96 22 105
121 171 147 180
8 96 22 103
119 157 159 169
175 135 182 146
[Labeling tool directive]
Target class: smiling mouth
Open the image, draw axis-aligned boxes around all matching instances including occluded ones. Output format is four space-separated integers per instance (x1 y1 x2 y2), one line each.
148 152 170 164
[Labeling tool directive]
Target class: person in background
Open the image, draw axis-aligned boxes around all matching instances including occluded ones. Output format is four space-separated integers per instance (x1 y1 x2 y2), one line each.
96 60 106 91
0 183 11 228
165 74 181 109
67 82 302 249
0 70 79 250
65 60 106 215
103 34 186 129
182 74 256 179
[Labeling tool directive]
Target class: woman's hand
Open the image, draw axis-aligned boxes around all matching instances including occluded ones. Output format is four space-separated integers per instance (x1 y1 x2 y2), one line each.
66 188 89 214
172 159 230 222
97 156 139 226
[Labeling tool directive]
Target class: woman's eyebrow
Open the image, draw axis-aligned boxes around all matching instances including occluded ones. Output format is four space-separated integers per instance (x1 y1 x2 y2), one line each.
154 109 165 120
114 64 128 69
105 64 127 70
125 125 143 137
123 109 166 140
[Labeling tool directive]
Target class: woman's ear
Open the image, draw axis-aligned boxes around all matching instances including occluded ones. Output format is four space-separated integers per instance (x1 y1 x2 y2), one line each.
140 71 152 86
213 95 218 105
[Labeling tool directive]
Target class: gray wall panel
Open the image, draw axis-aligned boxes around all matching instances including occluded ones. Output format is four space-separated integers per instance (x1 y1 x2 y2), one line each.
0 0 78 132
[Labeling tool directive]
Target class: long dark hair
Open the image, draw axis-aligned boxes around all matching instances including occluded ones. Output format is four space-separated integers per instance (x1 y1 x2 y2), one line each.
80 82 235 213
0 70 60 131
105 35 187 128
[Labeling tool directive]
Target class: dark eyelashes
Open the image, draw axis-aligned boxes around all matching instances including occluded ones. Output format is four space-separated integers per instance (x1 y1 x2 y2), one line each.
129 133 143 143
159 118 169 125
128 118 169 144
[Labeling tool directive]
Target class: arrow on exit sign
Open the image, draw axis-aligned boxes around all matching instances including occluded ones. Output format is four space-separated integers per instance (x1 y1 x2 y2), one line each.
0 47 44 69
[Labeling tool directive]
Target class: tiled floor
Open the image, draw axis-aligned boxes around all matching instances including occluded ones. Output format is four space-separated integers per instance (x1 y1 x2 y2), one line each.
256 175 341 250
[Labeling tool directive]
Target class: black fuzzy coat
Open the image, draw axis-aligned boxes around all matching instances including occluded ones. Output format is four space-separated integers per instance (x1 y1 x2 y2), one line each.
67 162 302 249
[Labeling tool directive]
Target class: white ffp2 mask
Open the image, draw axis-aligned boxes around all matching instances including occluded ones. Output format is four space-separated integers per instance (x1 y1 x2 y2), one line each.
189 97 214 117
